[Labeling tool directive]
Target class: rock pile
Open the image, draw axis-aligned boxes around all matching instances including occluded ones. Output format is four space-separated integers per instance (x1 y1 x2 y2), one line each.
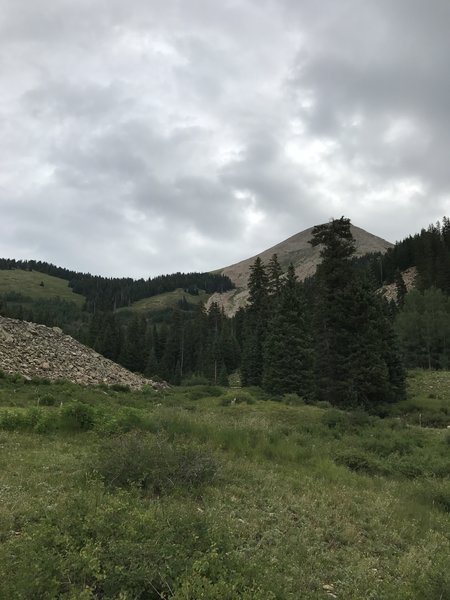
380 267 417 303
0 316 164 390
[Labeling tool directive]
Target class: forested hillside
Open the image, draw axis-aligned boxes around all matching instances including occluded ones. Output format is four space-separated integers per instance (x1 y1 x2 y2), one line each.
2 217 450 402
370 217 450 291
0 258 234 311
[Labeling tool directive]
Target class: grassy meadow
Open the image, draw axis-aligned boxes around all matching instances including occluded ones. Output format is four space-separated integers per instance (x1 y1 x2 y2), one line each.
118 288 210 315
0 270 85 306
0 370 448 599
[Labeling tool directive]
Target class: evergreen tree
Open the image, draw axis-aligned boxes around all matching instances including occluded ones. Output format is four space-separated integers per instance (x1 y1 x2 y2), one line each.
262 264 311 396
267 254 283 298
310 218 357 405
99 313 121 361
160 311 185 383
119 314 147 373
241 258 270 386
395 287 450 369
310 217 404 408
394 269 407 307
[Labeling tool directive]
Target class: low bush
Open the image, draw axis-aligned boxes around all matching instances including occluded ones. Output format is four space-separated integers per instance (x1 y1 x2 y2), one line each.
283 393 304 406
38 393 57 406
322 409 349 430
334 450 389 476
182 374 210 386
431 490 450 513
60 401 96 431
110 383 131 393
219 391 256 406
0 410 29 431
187 385 224 400
94 431 219 495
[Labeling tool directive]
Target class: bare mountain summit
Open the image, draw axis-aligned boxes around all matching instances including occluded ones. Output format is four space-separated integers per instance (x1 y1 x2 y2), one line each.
207 224 393 316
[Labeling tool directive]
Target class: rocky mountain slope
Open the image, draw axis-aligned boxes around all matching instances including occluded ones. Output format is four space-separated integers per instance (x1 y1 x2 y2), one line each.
208 224 393 316
0 316 163 390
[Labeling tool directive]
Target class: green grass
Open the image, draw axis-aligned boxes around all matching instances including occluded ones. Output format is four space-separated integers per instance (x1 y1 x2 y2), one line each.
0 370 448 599
118 288 209 313
387 368 450 427
0 269 85 306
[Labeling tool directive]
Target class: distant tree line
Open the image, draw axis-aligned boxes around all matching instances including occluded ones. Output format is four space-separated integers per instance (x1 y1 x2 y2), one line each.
86 302 241 386
0 258 234 311
363 217 450 293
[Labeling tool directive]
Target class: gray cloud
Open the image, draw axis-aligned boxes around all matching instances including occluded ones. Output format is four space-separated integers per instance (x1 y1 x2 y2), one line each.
0 0 449 277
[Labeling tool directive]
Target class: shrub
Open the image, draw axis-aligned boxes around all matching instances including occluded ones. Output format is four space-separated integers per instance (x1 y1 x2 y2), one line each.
110 383 131 393
322 409 349 430
245 386 271 401
391 457 424 478
182 374 210 386
432 490 450 513
283 393 304 406
219 391 256 406
315 400 332 409
39 393 57 406
188 385 224 400
60 401 95 431
115 407 146 432
94 432 219 495
0 410 28 431
334 450 388 476
348 409 373 427
9 373 25 385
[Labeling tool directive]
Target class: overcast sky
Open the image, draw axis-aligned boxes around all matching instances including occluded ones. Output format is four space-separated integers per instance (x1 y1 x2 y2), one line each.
1 0 449 277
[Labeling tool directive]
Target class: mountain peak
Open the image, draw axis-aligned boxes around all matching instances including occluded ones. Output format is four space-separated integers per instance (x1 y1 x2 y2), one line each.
207 223 392 315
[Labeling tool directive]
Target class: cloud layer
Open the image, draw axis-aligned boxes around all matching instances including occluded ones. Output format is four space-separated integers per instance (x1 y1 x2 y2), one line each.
1 0 449 276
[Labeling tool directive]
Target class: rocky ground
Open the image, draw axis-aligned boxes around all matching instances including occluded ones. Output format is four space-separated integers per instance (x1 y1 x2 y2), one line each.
0 316 164 390
380 267 417 302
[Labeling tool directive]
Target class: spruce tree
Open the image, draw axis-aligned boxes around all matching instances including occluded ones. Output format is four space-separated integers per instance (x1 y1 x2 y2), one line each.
394 269 407 307
119 314 147 373
310 217 405 408
267 254 283 298
310 218 357 405
241 258 270 386
262 264 311 396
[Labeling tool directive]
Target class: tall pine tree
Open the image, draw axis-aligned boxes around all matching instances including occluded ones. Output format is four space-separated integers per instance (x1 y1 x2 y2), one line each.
310 217 405 408
262 264 311 396
241 258 269 386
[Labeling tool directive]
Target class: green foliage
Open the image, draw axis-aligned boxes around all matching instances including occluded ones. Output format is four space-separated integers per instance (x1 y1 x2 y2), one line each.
241 258 270 387
263 263 312 396
182 374 210 386
335 450 388 476
60 401 96 431
282 393 305 406
219 390 256 405
395 287 450 369
310 218 405 408
110 383 131 393
95 432 219 494
0 372 449 599
38 393 57 406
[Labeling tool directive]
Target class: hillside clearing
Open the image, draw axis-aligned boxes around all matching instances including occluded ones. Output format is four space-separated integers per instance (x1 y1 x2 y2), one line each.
0 269 84 305
119 287 209 313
